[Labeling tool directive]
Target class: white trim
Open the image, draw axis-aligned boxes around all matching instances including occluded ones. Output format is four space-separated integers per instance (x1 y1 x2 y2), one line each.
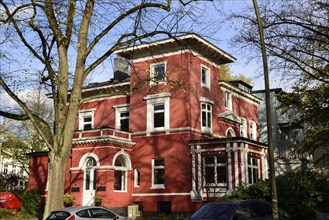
78 109 96 131
225 91 233 111
226 128 235 137
200 101 212 133
220 82 261 105
150 61 167 86
82 82 130 92
134 168 140 188
201 64 211 89
72 145 133 151
82 95 128 103
249 120 257 141
145 93 171 132
226 144 232 193
151 158 165 189
115 34 236 62
114 104 130 131
233 143 239 187
240 117 247 138
78 153 100 169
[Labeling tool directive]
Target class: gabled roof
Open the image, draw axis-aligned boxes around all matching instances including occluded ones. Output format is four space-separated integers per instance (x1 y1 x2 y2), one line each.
115 34 236 65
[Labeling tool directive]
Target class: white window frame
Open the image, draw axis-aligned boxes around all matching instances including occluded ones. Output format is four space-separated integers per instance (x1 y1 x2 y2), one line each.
144 93 171 132
226 128 235 138
78 109 96 131
134 168 140 188
114 156 128 192
114 104 130 132
150 62 167 85
203 155 227 186
247 157 260 184
240 117 247 138
151 158 165 189
200 97 214 133
201 65 210 89
225 91 232 111
249 121 257 140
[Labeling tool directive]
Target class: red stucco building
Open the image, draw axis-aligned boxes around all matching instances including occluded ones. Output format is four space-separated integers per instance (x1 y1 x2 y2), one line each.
27 34 268 214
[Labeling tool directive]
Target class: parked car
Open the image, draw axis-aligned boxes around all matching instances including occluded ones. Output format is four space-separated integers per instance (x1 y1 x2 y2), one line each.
46 206 127 220
190 200 274 220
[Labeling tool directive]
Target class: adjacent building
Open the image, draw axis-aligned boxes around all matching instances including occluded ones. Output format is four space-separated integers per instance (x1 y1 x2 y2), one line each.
28 34 268 214
253 89 305 176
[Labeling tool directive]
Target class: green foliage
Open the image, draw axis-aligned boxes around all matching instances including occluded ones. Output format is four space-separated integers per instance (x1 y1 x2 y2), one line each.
277 169 324 219
223 180 271 201
17 189 41 216
63 193 75 207
223 170 329 220
220 64 252 85
0 208 17 218
277 83 329 161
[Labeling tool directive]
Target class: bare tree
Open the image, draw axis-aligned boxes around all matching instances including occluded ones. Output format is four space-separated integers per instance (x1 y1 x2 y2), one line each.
0 0 211 217
228 0 328 84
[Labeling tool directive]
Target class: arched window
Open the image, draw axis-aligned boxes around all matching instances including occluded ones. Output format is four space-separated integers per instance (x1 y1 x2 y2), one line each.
84 157 97 191
227 128 235 138
86 157 97 168
114 155 128 191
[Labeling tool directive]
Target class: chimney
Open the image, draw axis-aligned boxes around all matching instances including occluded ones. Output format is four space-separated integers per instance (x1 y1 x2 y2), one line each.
113 56 129 82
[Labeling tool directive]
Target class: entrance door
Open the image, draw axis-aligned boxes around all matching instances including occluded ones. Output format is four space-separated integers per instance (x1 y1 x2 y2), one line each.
83 157 97 206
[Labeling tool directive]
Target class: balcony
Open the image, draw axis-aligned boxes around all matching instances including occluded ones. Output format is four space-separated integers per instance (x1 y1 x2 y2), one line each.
73 127 134 146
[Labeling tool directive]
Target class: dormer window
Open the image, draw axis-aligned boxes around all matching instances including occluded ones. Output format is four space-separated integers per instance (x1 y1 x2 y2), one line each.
150 62 166 85
201 65 210 89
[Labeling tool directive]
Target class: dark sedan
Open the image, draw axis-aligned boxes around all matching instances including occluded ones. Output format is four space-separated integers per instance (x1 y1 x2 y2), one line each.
190 200 274 220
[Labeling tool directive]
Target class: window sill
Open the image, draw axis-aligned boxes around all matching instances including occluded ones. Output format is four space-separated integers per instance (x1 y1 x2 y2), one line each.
150 185 165 189
114 190 128 193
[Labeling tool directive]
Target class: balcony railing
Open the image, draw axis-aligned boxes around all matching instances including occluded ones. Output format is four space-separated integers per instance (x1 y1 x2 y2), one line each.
73 127 132 141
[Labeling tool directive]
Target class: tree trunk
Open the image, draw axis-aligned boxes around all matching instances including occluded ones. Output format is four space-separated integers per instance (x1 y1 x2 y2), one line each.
43 151 70 219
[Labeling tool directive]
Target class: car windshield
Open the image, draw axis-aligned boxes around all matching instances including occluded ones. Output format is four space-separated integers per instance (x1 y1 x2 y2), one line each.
46 211 71 220
191 203 237 220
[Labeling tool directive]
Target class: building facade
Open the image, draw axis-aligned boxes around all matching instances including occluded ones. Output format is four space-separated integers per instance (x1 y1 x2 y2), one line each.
253 89 305 176
28 34 267 214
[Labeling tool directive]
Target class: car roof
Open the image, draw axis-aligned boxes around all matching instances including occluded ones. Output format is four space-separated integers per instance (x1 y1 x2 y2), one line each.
206 200 269 205
61 206 106 212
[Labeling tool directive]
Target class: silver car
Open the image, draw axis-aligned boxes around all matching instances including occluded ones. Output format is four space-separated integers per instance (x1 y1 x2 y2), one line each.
46 206 127 220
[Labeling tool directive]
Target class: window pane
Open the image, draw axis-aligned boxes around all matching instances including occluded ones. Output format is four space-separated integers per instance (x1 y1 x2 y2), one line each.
217 156 226 164
154 112 164 128
154 64 165 82
84 117 92 122
202 111 207 127
207 112 211 127
154 104 164 111
83 124 92 130
154 169 165 184
85 170 90 190
217 166 227 183
154 158 164 166
205 167 215 184
120 118 129 132
121 112 129 117
205 157 214 164
114 170 123 190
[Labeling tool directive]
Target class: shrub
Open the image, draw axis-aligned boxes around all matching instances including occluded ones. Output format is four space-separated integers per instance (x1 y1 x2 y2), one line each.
0 208 17 218
223 179 271 201
17 189 41 216
63 193 75 207
277 169 323 219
